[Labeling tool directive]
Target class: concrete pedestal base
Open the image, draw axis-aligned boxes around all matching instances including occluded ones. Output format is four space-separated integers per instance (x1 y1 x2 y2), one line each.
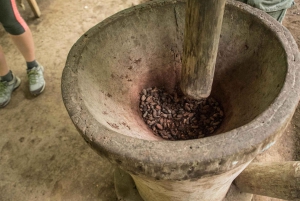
114 168 253 201
114 168 143 201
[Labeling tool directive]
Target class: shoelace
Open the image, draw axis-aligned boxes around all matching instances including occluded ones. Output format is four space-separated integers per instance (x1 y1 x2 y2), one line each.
0 81 8 96
28 69 40 84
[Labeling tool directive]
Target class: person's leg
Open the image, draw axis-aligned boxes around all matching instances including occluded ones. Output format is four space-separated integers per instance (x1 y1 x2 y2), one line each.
10 28 35 63
10 27 43 72
0 46 10 77
1 0 37 67
0 0 45 96
0 45 21 108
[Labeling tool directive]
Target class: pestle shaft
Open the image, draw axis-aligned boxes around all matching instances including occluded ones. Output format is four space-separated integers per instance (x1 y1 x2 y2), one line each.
181 0 226 99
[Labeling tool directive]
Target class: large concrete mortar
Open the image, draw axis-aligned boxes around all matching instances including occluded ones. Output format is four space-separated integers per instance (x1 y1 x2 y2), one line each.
62 0 300 200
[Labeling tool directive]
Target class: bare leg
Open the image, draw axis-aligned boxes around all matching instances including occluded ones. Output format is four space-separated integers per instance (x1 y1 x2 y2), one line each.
0 45 21 108
0 45 10 76
10 27 45 95
10 28 35 62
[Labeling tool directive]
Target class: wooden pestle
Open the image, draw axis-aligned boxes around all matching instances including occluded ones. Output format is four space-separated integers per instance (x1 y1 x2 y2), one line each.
181 0 226 99
235 161 300 200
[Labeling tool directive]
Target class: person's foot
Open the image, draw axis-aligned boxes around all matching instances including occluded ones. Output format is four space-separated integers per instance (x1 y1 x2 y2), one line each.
0 73 21 108
27 64 45 95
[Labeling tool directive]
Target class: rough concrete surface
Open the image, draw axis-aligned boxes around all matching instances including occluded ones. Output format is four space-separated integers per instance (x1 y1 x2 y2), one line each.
0 0 299 201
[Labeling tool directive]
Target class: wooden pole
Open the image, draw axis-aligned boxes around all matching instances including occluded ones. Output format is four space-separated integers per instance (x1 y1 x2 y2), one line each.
235 161 300 200
181 0 226 99
26 0 41 18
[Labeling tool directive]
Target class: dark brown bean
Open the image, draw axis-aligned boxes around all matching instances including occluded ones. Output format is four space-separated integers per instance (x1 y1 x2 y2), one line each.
139 87 224 141
156 124 163 130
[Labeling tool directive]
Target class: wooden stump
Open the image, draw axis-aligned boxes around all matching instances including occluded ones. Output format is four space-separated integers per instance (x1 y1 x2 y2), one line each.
180 0 226 99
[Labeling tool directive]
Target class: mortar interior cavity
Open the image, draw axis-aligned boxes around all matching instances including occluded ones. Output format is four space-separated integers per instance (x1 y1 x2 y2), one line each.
76 2 287 141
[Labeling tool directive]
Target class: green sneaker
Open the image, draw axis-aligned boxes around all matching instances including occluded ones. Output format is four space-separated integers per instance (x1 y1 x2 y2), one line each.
27 64 45 96
0 73 21 108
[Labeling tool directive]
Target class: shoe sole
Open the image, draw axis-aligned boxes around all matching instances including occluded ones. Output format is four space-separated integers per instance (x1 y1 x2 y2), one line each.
31 81 46 96
0 77 21 108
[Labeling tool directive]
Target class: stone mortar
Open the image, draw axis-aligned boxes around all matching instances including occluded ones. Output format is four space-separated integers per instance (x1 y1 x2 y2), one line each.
62 0 300 200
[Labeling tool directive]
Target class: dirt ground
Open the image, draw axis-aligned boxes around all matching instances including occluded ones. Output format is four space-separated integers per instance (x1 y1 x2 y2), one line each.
0 0 300 201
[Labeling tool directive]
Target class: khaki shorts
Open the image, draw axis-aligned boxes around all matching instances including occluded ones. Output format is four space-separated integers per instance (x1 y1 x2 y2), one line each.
236 0 294 23
268 9 287 23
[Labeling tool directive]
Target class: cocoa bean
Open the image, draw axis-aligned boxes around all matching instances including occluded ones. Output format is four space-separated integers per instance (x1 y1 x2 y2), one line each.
156 124 163 130
159 118 164 125
146 96 153 102
139 87 224 140
213 122 220 126
141 95 146 101
142 89 147 95
143 111 148 118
